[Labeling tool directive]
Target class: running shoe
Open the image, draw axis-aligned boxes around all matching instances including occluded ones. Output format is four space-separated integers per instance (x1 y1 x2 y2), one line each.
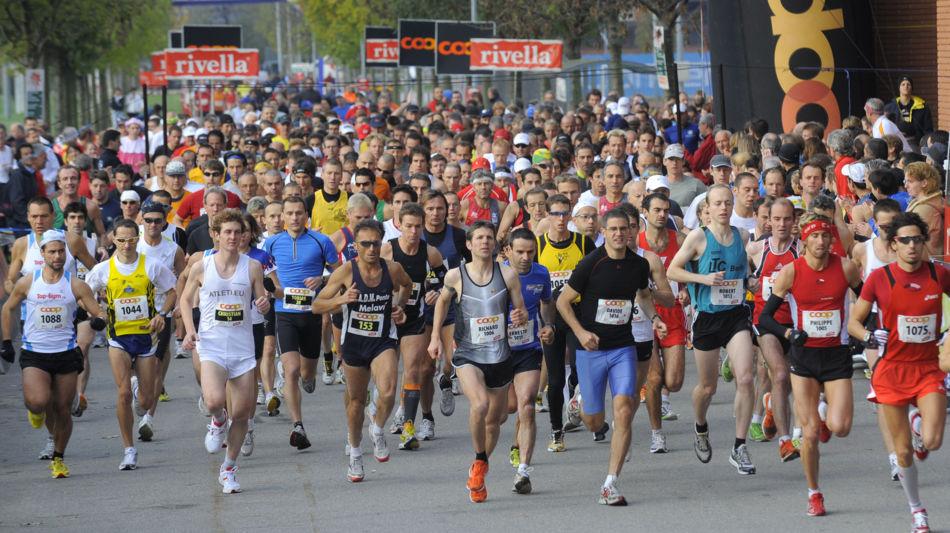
371 425 390 462
38 437 54 460
174 339 188 359
389 406 405 434
564 393 582 432
198 395 210 416
301 377 316 394
807 492 825 517
451 373 461 396
417 418 435 441
241 428 255 457
467 459 488 503
256 386 265 406
131 376 145 416
890 454 900 481
536 391 549 412
348 455 365 482
639 386 647 402
265 392 280 416
748 422 767 442
119 447 137 470
28 409 46 429
818 421 832 444
219 465 242 493
72 394 88 418
694 430 712 463
547 430 566 452
650 431 668 454
290 424 312 450
729 444 756 475
138 414 154 442
513 465 532 494
594 422 610 442
322 359 334 385
792 437 803 450
720 353 734 382
762 392 777 440
205 420 227 453
49 457 69 479
440 384 455 417
334 367 345 384
912 509 930 533
92 332 107 348
910 410 929 461
779 439 800 462
598 482 627 506
399 420 419 451
661 398 678 421
158 388 170 403
509 446 521 467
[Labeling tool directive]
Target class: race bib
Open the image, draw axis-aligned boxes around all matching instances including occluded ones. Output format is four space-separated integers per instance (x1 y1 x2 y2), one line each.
283 287 315 311
897 314 937 343
406 282 422 307
801 310 841 338
77 264 89 281
507 319 534 347
761 275 785 301
711 280 742 306
469 314 505 343
349 311 383 338
550 270 571 291
214 303 245 326
595 299 632 325
115 296 148 323
630 302 647 323
35 305 69 330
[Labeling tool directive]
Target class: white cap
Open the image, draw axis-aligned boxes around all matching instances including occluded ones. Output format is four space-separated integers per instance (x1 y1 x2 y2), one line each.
513 157 532 174
494 168 513 181
606 101 618 115
261 127 277 137
195 128 209 137
182 126 197 138
513 132 531 146
842 161 867 184
340 123 356 135
617 96 631 115
120 190 141 203
664 143 685 159
39 229 67 248
646 175 671 192
572 198 598 217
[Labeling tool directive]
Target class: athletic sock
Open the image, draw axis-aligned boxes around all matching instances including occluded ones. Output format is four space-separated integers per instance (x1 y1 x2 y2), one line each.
898 463 922 512
603 474 617 488
652 429 662 437
734 438 746 451
778 435 790 443
695 422 709 434
792 426 803 440
475 451 488 462
808 487 821 497
661 393 670 403
518 463 531 476
422 411 434 422
350 445 362 459
751 414 763 425
211 411 227 426
402 384 421 424
222 457 236 469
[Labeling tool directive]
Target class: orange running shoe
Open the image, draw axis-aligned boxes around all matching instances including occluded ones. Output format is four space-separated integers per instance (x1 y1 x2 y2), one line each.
779 439 800 462
467 459 489 503
819 421 832 443
762 392 777 441
807 492 826 516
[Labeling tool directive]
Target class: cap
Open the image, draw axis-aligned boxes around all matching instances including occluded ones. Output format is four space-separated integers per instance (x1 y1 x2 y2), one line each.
513 133 531 147
277 115 291 125
405 104 420 114
778 143 801 164
493 128 511 142
710 154 732 168
300 100 313 110
842 161 867 184
195 128 209 137
663 144 685 160
645 175 671 192
572 198 598 217
617 96 631 115
261 127 277 137
788 196 805 211
494 168 513 181
182 126 197 138
480 109 492 118
165 160 186 176
120 190 141 203
141 199 169 216
369 114 386 128
293 159 316 176
532 148 552 164
471 157 491 172
513 157 532 174
39 229 66 248
340 123 356 135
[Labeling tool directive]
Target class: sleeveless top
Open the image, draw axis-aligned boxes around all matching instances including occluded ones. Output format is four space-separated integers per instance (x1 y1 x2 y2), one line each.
310 189 349 235
862 237 890 314
341 259 398 346
752 237 798 325
638 228 681 294
75 234 97 281
630 247 655 343
106 255 156 338
340 227 358 262
789 254 849 348
22 270 78 353
390 238 428 321
598 194 626 216
21 232 76 277
465 198 501 226
536 232 589 296
453 261 511 364
876 263 944 362
137 235 179 317
689 227 747 314
197 254 254 357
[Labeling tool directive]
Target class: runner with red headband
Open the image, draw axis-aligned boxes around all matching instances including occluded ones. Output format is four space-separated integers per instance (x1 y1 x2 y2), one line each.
758 212 863 517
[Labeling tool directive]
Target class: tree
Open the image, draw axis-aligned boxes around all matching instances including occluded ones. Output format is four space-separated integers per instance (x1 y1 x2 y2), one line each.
637 0 687 101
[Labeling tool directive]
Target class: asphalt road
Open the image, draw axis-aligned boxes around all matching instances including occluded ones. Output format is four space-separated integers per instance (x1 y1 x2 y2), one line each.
1 347 947 533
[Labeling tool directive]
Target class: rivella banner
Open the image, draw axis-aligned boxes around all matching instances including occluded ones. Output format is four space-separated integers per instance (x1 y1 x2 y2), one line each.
164 48 260 80
364 27 399 68
469 39 563 72
708 0 873 133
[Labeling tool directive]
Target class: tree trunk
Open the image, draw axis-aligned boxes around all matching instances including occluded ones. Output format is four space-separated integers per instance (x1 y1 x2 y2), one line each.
661 15 679 102
98 68 110 129
567 38 582 109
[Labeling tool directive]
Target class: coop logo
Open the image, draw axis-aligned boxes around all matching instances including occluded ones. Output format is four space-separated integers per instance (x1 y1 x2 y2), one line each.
806 311 835 318
475 316 500 325
219 303 242 311
902 316 932 323
117 297 142 305
437 41 472 56
401 37 435 50
769 0 843 131
602 300 628 307
39 306 62 313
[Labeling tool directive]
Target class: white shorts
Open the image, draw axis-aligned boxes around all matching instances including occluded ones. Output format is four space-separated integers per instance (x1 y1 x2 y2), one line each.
198 350 256 380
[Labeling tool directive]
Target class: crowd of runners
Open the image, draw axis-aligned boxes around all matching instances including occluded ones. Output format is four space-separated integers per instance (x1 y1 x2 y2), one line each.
1 79 949 532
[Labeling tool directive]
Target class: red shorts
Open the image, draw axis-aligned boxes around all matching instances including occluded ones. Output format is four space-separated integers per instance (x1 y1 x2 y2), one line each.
655 304 687 349
869 358 948 406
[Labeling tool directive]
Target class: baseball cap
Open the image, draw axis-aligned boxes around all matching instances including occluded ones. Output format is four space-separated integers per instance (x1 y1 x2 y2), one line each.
261 127 277 137
778 143 801 164
532 148 552 164
494 167 513 181
842 161 867 184
572 198 598 217
645 175 671 192
617 96 631 115
277 115 291 125
300 100 313 110
39 229 66 248
340 123 356 135
710 154 732 168
120 190 141 203
165 160 186 176
663 144 685 160
141 199 169 216
369 114 386 128
925 143 947 167
471 157 491 172
513 133 531 147
293 159 316 176
182 126 197 138
493 128 511 142
513 157 532 174
480 109 492 118
405 104 420 114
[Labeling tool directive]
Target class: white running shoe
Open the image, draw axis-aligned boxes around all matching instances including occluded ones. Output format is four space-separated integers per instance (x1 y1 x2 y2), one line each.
241 429 254 457
174 339 189 359
334 367 345 384
256 385 265 405
38 436 55 460
451 374 461 395
219 466 242 494
598 482 627 506
131 376 144 417
322 368 334 385
205 420 227 453
417 418 434 441
440 383 455 416
348 454 365 482
138 414 154 442
197 395 210 417
889 454 900 481
371 425 390 462
389 406 405 434
661 398 678 421
119 447 137 470
650 431 668 454
912 509 930 533
265 392 280 416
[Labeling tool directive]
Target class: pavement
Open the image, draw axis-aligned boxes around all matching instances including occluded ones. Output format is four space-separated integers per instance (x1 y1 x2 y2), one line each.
1 347 947 533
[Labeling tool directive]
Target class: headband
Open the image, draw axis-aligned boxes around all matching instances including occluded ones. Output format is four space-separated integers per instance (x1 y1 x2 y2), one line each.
801 220 834 241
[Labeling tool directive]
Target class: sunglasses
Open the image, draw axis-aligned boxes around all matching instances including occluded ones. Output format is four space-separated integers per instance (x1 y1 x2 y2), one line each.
515 144 529 149
205 171 223 177
358 240 381 248
114 237 138 244
143 217 164 224
895 235 926 244
548 210 570 218
354 181 372 187
121 200 139 205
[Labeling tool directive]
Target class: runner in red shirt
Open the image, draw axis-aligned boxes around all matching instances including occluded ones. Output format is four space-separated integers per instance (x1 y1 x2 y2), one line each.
759 213 863 518
848 211 949 533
